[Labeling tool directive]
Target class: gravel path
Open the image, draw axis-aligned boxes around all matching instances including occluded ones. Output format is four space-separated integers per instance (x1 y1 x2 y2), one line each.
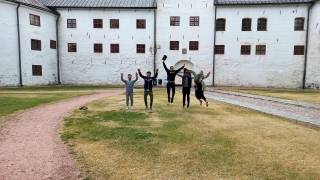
206 90 320 127
0 90 121 180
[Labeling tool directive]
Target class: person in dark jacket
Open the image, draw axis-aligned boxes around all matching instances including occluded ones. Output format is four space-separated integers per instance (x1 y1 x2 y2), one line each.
162 55 185 104
178 68 193 109
138 68 158 110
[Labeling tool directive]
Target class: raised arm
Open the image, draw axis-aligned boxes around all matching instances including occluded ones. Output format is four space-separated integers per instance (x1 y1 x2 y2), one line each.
121 73 126 83
133 72 139 83
162 61 169 72
138 69 146 79
152 69 159 80
203 72 211 79
177 74 183 78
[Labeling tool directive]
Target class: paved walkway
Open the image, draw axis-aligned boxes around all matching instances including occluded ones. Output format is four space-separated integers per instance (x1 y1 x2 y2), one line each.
0 90 121 180
206 90 320 127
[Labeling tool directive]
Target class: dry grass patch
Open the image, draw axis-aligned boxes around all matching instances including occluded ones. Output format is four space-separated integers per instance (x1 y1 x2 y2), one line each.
63 90 320 179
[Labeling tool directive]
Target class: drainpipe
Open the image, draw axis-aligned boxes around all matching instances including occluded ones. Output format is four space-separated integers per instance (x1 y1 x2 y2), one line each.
153 8 157 76
16 3 23 87
302 2 314 89
212 3 217 86
56 11 61 84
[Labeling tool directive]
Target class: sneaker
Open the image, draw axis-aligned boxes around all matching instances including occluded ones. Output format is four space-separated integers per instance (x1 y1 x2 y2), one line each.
206 101 209 107
130 106 134 110
150 106 153 110
200 100 203 106
126 106 129 110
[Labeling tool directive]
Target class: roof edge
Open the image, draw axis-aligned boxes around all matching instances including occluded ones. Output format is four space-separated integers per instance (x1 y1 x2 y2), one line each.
3 0 58 15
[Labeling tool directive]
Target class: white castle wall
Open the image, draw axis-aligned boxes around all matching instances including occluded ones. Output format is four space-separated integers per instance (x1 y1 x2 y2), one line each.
306 1 320 89
215 5 309 88
57 8 155 85
155 0 215 86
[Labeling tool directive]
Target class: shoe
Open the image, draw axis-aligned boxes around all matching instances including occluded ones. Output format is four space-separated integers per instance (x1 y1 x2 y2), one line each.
206 101 209 107
200 100 203 106
150 107 153 110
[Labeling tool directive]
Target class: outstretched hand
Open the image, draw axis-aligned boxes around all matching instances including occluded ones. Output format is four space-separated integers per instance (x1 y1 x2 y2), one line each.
156 69 159 73
137 68 141 72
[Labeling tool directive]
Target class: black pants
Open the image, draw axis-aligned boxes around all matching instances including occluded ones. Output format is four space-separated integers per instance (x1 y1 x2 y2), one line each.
166 82 175 103
182 87 191 107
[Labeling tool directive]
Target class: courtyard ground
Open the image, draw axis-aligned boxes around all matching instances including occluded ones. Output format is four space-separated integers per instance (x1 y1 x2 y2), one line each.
215 87 320 104
63 89 320 179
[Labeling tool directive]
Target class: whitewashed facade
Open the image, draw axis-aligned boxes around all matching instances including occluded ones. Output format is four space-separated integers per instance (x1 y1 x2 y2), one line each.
0 0 319 88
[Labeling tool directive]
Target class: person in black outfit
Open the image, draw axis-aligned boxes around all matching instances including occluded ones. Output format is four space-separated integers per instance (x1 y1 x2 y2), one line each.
138 68 158 110
178 68 193 109
162 55 185 104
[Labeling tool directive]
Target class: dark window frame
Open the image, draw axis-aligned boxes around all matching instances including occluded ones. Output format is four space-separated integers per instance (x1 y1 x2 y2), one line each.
32 65 42 76
242 18 252 31
216 18 226 31
256 45 266 55
215 45 225 55
136 19 146 29
110 44 120 53
67 19 77 28
170 41 179 50
29 14 40 26
110 19 119 29
170 16 180 26
31 39 41 51
136 44 146 53
294 45 305 55
294 17 305 31
50 40 57 49
241 45 251 55
189 41 199 51
93 19 103 28
68 43 77 52
190 16 200 26
94 43 103 53
257 18 267 31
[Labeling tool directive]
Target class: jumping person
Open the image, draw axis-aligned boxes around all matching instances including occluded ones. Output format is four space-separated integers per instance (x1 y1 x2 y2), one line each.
178 68 193 109
162 55 185 104
121 73 138 110
138 68 158 110
191 70 211 107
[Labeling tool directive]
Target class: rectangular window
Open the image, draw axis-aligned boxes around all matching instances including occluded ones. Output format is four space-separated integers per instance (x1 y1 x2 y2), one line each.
170 41 179 50
190 16 200 26
110 44 119 53
215 45 225 55
294 45 305 55
50 40 57 49
30 14 40 26
136 19 146 29
242 18 252 31
256 45 266 55
32 65 42 76
67 19 76 28
241 45 251 55
93 19 103 28
170 16 180 26
294 17 305 31
68 43 77 52
110 19 119 29
31 39 41 51
94 43 103 53
136 44 145 53
257 18 267 31
189 41 199 51
216 18 226 31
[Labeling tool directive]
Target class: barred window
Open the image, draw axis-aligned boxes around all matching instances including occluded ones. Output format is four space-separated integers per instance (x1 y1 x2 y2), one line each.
32 65 42 76
93 19 103 28
170 16 180 26
136 44 145 53
256 45 266 55
190 16 200 26
50 40 56 49
294 17 305 31
189 41 199 51
31 39 41 51
215 45 225 55
170 41 179 50
242 18 252 31
94 43 103 53
216 18 226 31
30 14 40 26
257 18 267 31
136 19 146 29
68 43 77 52
294 45 305 55
110 19 119 29
67 19 76 28
110 44 119 53
241 45 251 55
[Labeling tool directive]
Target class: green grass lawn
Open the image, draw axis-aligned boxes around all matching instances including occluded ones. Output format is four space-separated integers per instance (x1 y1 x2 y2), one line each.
218 87 320 104
0 85 119 118
63 89 320 179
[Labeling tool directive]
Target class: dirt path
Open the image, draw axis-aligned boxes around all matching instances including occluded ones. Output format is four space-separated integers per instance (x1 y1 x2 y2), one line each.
0 90 121 180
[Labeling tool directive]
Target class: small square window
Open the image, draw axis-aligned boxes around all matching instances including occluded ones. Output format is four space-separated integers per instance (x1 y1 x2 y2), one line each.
94 43 103 53
294 17 305 31
50 40 57 49
136 19 146 29
241 45 251 55
32 65 42 76
170 41 179 50
93 19 103 28
257 18 267 31
67 19 76 28
256 45 266 55
215 45 225 55
294 45 305 55
189 41 199 51
111 44 119 53
110 19 119 29
30 14 40 26
68 43 77 52
31 39 41 51
242 18 252 31
170 16 180 26
136 44 145 53
216 18 226 31
190 16 200 26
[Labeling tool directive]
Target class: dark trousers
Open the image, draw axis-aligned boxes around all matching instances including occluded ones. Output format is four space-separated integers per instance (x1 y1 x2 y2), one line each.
144 91 153 108
182 87 191 107
195 90 206 101
166 82 175 103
